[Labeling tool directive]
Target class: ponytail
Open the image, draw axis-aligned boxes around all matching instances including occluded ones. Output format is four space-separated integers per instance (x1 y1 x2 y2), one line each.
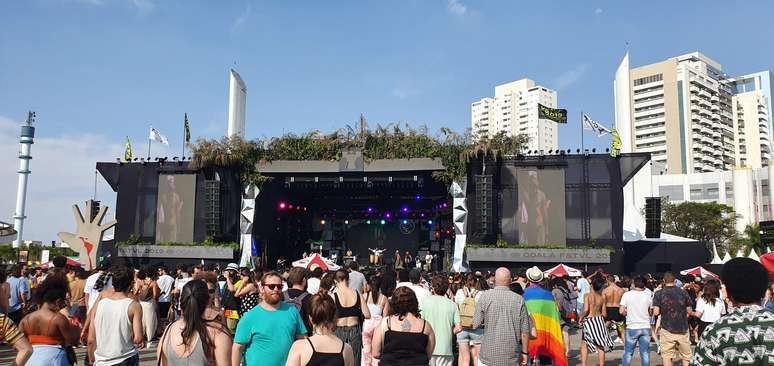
180 280 216 362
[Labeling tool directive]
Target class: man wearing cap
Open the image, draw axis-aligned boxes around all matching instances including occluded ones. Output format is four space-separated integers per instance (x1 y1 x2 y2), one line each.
523 266 567 366
222 262 242 334
473 267 531 366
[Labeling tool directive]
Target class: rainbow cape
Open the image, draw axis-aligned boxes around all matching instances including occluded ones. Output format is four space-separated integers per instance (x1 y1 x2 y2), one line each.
523 286 568 366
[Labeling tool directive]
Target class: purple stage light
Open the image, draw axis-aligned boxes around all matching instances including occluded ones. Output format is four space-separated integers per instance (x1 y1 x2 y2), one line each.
385 212 392 219
415 195 421 201
367 207 374 213
278 202 287 210
401 206 409 213
420 213 426 218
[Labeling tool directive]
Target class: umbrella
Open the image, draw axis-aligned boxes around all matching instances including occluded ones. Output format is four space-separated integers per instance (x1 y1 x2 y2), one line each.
543 263 582 277
679 266 719 279
761 253 774 281
292 253 340 272
41 258 82 269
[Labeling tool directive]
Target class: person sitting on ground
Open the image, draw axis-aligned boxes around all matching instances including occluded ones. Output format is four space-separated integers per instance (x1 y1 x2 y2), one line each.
331 269 370 366
20 272 79 366
692 258 774 365
372 286 436 365
157 280 232 365
286 292 355 366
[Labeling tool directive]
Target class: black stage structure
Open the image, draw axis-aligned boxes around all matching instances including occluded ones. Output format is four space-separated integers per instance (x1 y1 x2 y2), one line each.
96 150 710 273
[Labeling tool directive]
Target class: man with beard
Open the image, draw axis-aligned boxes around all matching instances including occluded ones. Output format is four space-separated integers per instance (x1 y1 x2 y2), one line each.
231 271 307 366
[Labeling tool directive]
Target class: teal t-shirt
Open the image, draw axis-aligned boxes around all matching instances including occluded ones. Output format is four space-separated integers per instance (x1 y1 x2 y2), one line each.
234 302 307 366
420 295 460 356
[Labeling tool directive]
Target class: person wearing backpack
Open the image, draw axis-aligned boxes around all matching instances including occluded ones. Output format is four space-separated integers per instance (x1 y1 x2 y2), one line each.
284 267 313 336
551 277 574 357
454 273 487 366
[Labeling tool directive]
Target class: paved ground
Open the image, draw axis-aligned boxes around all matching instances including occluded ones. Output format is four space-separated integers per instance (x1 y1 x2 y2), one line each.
0 328 672 365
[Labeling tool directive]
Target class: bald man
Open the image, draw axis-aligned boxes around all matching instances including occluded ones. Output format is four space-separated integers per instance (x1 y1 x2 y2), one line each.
473 267 531 366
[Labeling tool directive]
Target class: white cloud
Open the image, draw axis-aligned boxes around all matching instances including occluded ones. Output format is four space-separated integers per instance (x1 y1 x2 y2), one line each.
594 8 603 15
0 115 177 244
447 0 467 16
231 4 252 33
131 0 155 14
554 64 590 90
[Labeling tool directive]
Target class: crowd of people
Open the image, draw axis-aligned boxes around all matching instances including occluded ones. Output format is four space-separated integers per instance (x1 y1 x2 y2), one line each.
1 255 774 365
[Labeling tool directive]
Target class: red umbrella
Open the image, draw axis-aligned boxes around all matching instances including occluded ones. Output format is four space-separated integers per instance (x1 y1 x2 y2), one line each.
679 266 719 279
41 258 82 269
543 263 583 277
761 253 774 281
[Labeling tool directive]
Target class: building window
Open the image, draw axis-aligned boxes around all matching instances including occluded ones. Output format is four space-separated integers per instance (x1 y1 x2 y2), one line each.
659 185 684 201
634 74 664 86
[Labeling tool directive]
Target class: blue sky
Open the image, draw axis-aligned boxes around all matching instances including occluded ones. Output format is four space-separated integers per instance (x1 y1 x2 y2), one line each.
1 0 773 243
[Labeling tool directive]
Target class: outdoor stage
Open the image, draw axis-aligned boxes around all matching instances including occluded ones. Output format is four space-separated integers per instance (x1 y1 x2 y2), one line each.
96 149 711 273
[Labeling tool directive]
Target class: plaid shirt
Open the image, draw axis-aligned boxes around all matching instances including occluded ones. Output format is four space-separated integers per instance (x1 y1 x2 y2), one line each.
473 286 531 366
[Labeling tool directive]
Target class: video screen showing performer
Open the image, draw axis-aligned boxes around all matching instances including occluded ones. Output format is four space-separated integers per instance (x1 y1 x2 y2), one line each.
516 169 566 246
155 174 196 243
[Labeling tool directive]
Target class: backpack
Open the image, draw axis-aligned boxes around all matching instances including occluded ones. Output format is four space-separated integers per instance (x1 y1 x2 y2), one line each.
557 287 574 320
283 291 309 312
459 288 478 329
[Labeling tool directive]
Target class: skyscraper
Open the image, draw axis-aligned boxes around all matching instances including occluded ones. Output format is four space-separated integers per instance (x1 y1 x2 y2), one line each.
615 52 773 174
471 78 559 152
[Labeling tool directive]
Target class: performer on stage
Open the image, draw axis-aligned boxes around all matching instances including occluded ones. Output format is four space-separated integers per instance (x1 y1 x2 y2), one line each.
394 250 403 269
368 248 385 265
404 251 413 265
276 256 286 272
424 253 433 271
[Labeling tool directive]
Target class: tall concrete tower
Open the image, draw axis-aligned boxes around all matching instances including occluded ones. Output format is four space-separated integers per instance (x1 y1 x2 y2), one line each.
13 111 35 248
228 69 247 138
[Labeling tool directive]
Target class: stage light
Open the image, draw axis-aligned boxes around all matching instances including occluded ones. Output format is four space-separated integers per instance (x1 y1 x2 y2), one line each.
576 149 581 153
592 148 596 153
442 203 448 208
366 219 371 224
367 207 374 213
414 194 421 201
320 219 326 225
380 219 386 225
427 219 433 225
420 213 426 218
401 206 409 213
288 204 293 209
402 219 408 225
304 207 308 211
344 220 349 225
296 206 301 210
278 202 287 210
385 212 392 219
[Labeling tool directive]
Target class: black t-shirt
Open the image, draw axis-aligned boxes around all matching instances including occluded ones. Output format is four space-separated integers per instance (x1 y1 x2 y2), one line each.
286 288 313 335
653 286 692 333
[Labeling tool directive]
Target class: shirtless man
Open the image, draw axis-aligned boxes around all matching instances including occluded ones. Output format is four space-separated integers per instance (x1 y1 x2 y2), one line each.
579 275 613 366
602 275 626 342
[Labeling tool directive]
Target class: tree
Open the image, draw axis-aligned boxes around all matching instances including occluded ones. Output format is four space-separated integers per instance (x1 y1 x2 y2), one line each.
661 200 737 254
731 223 763 256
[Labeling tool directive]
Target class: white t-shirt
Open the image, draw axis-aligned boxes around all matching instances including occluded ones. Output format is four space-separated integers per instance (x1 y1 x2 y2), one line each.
156 274 175 303
695 297 726 322
620 290 652 329
409 284 431 306
85 271 113 312
307 277 320 295
454 287 483 306
577 278 590 303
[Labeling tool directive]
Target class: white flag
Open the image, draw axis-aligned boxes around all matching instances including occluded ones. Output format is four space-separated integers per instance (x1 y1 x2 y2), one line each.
582 113 612 137
149 127 169 145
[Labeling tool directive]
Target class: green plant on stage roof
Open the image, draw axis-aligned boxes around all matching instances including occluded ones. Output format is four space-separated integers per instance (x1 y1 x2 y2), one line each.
116 238 239 250
188 124 528 186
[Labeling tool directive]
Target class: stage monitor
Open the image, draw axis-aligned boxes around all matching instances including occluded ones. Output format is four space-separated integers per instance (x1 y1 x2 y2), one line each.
155 174 196 243
516 168 566 246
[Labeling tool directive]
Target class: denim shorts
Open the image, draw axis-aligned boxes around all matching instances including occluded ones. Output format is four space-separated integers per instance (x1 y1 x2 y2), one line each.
457 328 484 345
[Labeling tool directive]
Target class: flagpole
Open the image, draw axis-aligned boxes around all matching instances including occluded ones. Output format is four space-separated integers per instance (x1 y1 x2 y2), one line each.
148 126 152 160
580 111 585 153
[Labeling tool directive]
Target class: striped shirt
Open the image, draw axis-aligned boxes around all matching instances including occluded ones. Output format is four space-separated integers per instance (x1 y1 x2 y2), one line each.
0 314 23 345
473 286 531 366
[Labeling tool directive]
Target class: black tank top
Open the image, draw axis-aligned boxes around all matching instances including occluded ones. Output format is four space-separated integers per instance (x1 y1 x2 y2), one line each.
379 317 429 366
334 291 361 318
306 338 345 366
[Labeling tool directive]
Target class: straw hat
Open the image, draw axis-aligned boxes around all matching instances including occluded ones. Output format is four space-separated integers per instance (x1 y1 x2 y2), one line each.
526 266 544 283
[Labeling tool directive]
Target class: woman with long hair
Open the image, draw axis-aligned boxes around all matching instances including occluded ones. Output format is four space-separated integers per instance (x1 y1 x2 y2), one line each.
134 268 158 347
579 275 613 366
372 286 435 366
20 272 80 365
693 279 726 336
362 274 388 366
234 268 260 316
453 272 483 366
286 292 355 366
331 269 370 366
157 280 232 365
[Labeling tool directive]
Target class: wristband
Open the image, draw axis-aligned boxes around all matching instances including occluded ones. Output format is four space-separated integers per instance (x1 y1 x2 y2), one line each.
521 351 529 355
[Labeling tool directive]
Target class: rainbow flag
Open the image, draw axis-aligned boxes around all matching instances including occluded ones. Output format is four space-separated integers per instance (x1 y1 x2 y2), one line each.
523 286 567 366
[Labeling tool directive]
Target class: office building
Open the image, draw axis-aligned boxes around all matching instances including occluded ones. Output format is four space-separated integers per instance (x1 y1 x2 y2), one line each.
471 78 558 152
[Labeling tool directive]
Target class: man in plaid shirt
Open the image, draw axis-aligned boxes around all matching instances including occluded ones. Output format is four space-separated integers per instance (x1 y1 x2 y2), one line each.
473 267 531 366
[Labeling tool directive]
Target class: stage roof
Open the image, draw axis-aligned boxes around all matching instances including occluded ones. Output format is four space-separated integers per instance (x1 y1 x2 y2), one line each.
256 157 445 174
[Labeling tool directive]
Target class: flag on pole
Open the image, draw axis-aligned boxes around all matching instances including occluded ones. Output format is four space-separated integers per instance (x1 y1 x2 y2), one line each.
149 127 169 146
537 103 568 123
582 113 612 136
184 113 191 144
124 136 132 161
610 128 622 157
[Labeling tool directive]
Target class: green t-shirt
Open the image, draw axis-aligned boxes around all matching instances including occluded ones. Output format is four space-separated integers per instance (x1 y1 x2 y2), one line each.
234 302 307 366
420 295 460 356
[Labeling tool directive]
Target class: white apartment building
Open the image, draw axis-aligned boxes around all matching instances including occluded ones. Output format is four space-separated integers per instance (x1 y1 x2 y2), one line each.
619 52 772 175
471 78 558 152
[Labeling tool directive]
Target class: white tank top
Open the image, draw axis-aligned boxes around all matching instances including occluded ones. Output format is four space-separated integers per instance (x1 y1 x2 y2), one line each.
94 298 138 365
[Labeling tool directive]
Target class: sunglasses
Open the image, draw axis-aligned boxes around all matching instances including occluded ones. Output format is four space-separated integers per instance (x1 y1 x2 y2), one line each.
264 284 282 290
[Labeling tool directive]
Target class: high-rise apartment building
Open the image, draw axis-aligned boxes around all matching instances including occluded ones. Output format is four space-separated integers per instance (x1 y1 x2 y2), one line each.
616 52 773 174
471 78 558 152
